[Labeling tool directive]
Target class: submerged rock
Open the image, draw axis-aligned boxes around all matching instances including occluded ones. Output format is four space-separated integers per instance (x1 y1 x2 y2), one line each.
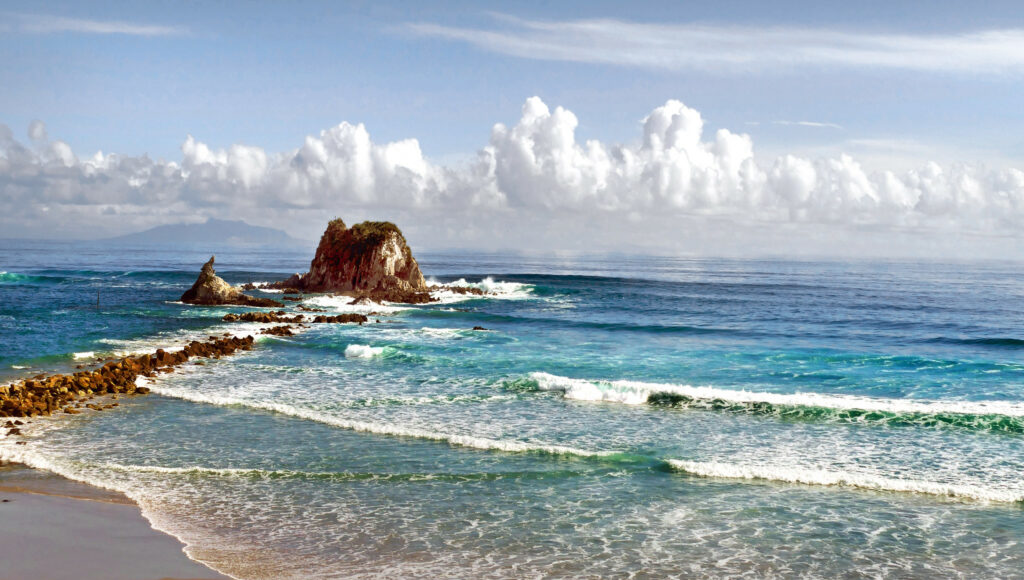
273 219 433 303
181 257 283 307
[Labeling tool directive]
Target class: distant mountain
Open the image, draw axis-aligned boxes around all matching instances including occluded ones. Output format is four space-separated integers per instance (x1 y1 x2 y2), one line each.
103 218 308 247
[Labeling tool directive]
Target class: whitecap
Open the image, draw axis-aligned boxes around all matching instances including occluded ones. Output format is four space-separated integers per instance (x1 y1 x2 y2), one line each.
344 344 384 358
528 372 1024 417
429 277 534 303
72 351 96 360
303 295 406 314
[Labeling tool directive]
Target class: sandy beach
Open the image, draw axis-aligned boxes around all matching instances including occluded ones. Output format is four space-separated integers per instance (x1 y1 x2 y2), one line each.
0 462 228 580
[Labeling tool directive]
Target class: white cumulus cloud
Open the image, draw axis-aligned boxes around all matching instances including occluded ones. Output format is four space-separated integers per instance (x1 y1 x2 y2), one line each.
2 97 1024 255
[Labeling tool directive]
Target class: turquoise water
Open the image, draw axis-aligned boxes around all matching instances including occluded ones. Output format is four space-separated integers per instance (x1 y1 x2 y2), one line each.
2 241 1024 578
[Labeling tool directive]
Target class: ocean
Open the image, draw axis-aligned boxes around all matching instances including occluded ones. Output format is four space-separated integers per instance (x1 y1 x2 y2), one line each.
2 240 1023 578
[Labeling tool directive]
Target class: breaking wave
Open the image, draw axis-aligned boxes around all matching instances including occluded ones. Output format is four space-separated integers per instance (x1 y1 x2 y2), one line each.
667 460 1024 503
525 373 1024 433
344 344 384 358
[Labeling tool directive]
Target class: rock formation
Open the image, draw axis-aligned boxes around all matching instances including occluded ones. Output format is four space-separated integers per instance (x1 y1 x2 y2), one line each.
0 336 255 419
181 256 283 307
273 219 432 303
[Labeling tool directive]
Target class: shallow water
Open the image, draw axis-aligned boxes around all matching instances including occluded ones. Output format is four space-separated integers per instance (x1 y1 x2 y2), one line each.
2 241 1024 578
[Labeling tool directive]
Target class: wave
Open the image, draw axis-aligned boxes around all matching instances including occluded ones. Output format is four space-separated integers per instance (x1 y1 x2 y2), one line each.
926 337 1024 349
344 344 384 358
145 384 612 459
302 295 406 314
429 277 534 303
235 281 283 293
526 373 1024 433
0 271 51 285
71 351 96 360
667 460 1024 503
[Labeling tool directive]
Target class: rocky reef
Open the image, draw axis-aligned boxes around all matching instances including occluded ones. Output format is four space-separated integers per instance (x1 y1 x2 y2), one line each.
273 219 432 303
181 256 283 307
1 336 255 421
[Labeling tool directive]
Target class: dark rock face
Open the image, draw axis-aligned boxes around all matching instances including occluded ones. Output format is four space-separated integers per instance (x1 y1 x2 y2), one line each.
181 256 283 307
274 219 432 303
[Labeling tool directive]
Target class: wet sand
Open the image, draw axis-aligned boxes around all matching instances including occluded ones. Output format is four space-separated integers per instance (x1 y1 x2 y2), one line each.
0 462 229 580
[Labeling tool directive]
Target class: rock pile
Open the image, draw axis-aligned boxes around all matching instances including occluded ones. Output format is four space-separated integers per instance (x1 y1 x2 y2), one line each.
0 335 255 420
311 314 368 324
221 312 368 324
261 326 295 337
223 311 303 323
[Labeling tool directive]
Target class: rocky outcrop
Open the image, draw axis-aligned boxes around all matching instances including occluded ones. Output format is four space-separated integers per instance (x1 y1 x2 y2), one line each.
273 219 432 303
310 314 368 324
220 311 367 324
223 312 303 323
181 257 283 307
0 336 255 419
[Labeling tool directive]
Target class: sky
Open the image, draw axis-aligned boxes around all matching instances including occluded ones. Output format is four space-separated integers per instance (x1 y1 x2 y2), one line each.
3 0 1024 258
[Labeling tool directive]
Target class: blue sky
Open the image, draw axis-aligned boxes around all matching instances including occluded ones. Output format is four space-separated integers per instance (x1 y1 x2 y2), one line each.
3 1 1024 256
5 0 1024 164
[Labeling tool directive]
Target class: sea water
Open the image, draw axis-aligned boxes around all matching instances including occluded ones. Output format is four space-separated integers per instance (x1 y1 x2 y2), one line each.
1 241 1023 578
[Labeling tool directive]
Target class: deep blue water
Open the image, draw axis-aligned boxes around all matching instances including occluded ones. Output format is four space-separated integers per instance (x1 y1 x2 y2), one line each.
2 241 1024 578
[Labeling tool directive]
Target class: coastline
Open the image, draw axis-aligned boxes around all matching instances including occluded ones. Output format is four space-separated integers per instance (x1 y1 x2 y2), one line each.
0 461 230 580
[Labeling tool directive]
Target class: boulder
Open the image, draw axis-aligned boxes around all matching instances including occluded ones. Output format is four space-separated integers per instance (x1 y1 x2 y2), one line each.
273 219 433 303
180 257 283 307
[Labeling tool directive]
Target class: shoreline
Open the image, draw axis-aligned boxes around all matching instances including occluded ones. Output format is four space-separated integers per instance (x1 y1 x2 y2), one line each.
0 461 231 580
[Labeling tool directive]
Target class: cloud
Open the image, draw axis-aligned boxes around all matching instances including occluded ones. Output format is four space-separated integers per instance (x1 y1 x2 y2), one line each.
405 15 1024 74
12 13 187 36
2 97 1024 252
772 121 844 130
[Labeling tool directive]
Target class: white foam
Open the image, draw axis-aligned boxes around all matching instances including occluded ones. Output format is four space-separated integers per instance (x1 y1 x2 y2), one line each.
10 365 28 369
304 295 405 314
238 281 283 293
667 460 1024 503
72 351 95 360
145 385 609 458
529 372 1024 417
419 327 465 339
100 323 268 357
344 344 384 358
429 277 534 304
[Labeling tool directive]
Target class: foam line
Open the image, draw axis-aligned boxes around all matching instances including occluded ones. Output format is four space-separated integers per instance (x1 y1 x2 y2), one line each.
667 459 1024 503
529 372 1024 418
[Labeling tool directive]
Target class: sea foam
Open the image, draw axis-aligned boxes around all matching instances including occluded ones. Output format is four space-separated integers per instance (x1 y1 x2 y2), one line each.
667 459 1024 503
429 277 534 303
344 344 384 358
529 372 1024 420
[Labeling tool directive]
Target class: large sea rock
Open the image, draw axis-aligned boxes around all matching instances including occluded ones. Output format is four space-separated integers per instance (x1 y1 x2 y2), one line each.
180 256 283 307
274 219 432 303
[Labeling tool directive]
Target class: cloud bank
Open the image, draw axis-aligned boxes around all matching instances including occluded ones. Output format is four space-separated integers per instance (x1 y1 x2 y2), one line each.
2 97 1023 254
406 15 1024 74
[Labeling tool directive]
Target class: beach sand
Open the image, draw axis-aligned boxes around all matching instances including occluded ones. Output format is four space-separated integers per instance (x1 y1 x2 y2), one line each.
0 462 229 580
